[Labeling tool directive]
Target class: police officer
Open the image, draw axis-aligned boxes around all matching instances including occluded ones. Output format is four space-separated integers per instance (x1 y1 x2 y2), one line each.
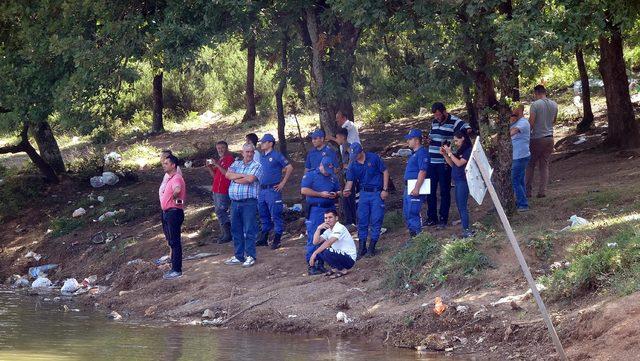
304 129 340 172
343 143 389 258
301 156 341 275
403 129 430 237
257 134 294 249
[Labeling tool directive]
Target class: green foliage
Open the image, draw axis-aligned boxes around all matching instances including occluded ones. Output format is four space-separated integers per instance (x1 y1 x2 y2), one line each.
0 174 45 221
528 235 555 261
50 217 85 238
66 147 105 181
382 210 404 232
542 225 640 299
431 239 492 284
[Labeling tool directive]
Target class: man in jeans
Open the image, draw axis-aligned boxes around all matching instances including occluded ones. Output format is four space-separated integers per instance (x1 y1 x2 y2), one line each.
224 143 263 268
526 85 557 198
160 154 186 280
427 102 471 229
510 104 531 212
206 141 234 243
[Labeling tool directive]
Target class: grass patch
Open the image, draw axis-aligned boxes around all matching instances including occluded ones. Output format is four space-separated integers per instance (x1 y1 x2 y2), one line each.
50 217 85 237
570 189 623 209
527 234 555 261
384 233 491 291
382 210 404 232
541 223 640 299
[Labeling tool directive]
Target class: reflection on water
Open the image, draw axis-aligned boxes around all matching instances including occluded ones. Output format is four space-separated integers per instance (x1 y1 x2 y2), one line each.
0 289 463 361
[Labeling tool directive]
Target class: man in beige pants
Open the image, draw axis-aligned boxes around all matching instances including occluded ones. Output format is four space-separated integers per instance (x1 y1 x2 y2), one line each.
526 85 557 198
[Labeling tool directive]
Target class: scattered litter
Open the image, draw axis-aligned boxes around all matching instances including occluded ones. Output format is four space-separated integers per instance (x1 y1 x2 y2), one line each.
72 208 86 218
380 227 388 235
202 317 225 326
97 196 105 203
154 255 170 266
476 337 485 344
287 314 298 318
491 284 547 306
421 303 428 307
202 309 215 319
14 276 30 288
336 311 352 323
91 231 120 244
453 336 468 345
61 278 80 294
108 311 122 320
62 305 80 312
127 259 144 266
98 209 125 222
290 204 303 212
185 252 219 261
82 275 97 287
31 277 52 289
419 333 450 351
392 148 412 157
456 305 469 314
105 272 114 281
24 251 42 262
90 171 120 188
433 297 447 316
29 264 58 278
560 215 589 231
473 307 487 319
573 135 587 145
184 161 193 168
607 242 618 248
45 229 53 235
104 152 122 165
445 347 454 352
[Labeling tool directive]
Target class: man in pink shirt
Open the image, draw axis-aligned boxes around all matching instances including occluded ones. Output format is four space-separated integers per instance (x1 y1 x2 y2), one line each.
160 154 186 280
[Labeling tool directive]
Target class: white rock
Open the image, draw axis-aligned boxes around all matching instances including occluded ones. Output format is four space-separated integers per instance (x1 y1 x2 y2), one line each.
72 208 86 218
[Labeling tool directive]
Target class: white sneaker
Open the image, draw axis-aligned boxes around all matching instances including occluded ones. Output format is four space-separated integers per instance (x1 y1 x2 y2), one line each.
224 256 242 265
242 256 255 268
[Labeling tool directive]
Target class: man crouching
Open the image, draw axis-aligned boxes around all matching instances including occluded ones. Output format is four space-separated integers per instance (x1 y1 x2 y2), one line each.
309 210 357 278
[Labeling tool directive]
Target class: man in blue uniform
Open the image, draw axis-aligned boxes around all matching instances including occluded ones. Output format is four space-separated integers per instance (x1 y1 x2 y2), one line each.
403 129 430 237
343 143 389 258
301 156 341 275
257 134 294 249
304 129 340 172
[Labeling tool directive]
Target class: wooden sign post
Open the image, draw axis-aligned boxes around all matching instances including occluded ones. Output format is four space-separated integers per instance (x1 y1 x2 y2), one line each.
466 137 567 361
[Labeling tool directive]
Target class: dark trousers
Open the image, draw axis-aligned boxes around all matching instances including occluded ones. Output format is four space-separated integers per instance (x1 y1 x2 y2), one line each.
341 183 358 226
427 163 452 224
162 208 184 273
454 180 470 230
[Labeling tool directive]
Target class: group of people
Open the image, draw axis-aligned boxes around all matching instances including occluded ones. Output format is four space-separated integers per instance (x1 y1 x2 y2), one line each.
157 87 558 280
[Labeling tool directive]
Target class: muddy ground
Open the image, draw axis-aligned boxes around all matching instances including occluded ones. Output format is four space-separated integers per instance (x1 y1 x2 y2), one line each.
2 106 640 360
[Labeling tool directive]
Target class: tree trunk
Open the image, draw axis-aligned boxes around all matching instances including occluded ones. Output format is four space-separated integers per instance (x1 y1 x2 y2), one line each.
152 72 164 133
276 32 289 156
463 82 479 131
243 36 257 122
32 121 65 173
0 124 58 183
494 103 515 213
576 46 595 133
598 24 639 148
304 7 359 137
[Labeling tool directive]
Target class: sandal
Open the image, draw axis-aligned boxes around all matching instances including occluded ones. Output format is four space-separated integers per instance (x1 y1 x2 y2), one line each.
324 270 335 277
330 271 347 279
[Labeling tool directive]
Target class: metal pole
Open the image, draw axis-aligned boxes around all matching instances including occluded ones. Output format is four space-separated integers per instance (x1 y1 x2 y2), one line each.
473 153 568 361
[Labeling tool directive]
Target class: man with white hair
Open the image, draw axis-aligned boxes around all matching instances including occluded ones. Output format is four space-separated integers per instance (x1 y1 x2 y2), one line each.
224 143 263 268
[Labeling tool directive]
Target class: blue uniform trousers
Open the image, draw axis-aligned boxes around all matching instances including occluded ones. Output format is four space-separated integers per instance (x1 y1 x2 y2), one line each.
258 188 284 235
403 194 425 235
357 191 385 246
305 205 335 262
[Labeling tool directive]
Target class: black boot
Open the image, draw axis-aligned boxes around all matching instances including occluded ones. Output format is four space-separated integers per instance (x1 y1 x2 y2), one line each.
358 240 368 259
270 233 282 250
367 240 378 257
256 231 269 246
218 223 231 244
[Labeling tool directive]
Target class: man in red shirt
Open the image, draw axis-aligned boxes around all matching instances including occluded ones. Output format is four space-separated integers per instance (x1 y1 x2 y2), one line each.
160 154 186 280
206 141 235 243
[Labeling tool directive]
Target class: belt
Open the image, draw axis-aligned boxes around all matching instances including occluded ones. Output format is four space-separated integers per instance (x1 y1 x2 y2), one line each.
361 186 382 192
307 203 333 208
260 183 279 189
543 135 553 138
232 198 257 202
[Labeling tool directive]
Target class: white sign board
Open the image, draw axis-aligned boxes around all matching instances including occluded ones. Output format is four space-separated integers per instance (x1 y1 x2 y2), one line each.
465 136 493 205
406 179 430 195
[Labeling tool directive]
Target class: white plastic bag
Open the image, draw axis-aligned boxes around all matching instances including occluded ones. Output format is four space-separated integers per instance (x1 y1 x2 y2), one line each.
101 172 119 186
61 278 80 293
90 176 105 188
72 208 86 218
32 277 52 288
569 215 589 227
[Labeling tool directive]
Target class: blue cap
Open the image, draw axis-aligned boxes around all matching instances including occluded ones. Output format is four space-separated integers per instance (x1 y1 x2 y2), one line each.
404 128 422 140
311 129 325 138
349 142 363 161
320 156 334 175
260 133 276 143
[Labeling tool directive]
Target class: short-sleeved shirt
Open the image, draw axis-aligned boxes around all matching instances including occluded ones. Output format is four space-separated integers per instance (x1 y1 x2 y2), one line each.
301 169 340 207
159 166 182 200
346 152 386 189
259 150 290 185
404 146 430 180
451 147 472 182
211 154 234 194
428 114 470 164
320 222 357 261
305 145 339 171
160 172 186 211
228 160 262 201
511 117 531 160
530 98 557 139
342 120 361 145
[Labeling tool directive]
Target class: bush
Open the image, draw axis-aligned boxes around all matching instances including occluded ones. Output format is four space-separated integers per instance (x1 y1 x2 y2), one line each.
382 210 404 232
385 233 440 290
66 146 105 181
50 216 85 238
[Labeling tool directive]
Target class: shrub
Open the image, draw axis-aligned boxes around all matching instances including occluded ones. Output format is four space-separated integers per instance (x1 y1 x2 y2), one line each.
50 216 85 238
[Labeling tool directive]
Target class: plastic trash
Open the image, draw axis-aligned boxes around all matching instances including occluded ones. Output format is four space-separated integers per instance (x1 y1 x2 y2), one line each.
14 277 30 288
569 215 589 227
184 161 193 168
104 152 122 165
336 311 352 323
108 311 122 320
82 275 97 287
101 172 119 185
31 277 52 288
290 204 303 212
154 255 170 266
29 264 58 278
98 209 124 222
90 176 105 188
72 208 86 218
97 196 105 203
573 135 587 145
607 242 618 248
434 297 448 315
61 278 80 293
24 251 42 261
392 148 413 157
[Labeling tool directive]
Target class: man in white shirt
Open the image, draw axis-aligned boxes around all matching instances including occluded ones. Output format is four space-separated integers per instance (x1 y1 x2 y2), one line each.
327 111 361 146
309 209 357 278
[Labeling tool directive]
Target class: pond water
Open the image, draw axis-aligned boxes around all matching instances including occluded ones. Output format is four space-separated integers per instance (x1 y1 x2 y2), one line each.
0 289 469 361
